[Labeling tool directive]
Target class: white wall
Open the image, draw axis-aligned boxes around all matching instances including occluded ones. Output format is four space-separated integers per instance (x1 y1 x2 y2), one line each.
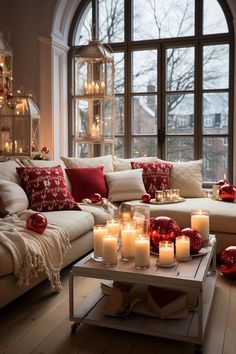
0 0 236 182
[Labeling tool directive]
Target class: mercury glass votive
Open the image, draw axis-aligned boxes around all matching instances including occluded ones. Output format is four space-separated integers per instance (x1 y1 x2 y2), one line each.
155 190 164 202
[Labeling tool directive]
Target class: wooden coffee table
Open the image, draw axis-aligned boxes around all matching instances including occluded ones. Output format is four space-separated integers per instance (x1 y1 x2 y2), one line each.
69 235 216 352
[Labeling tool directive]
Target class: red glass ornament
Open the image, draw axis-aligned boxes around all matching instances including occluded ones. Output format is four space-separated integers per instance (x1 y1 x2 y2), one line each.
219 184 236 202
149 216 181 253
219 246 236 279
26 213 48 234
41 146 49 155
181 228 203 254
142 193 151 203
90 193 102 203
216 179 228 187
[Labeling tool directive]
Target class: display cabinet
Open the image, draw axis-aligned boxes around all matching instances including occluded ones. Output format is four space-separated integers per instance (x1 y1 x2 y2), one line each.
72 40 115 157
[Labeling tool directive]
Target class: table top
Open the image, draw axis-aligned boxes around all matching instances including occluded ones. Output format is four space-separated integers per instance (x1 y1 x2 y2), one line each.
72 236 216 291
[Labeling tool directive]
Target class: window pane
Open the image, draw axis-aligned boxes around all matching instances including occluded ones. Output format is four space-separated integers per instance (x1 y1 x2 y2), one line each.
203 137 228 182
115 96 124 134
99 0 124 43
203 93 228 134
132 96 157 134
75 142 89 157
74 3 92 45
75 99 88 136
203 45 229 89
203 0 228 35
133 0 194 40
114 53 124 94
166 47 194 91
132 50 157 93
166 137 194 161
166 94 194 135
132 137 157 157
115 137 124 157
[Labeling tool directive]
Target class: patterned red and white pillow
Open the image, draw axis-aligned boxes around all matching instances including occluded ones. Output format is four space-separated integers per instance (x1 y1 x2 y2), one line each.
16 165 80 212
131 161 173 198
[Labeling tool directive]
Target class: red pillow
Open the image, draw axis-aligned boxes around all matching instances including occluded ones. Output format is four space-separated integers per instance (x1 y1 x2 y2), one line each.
131 161 172 198
66 166 108 202
16 165 80 212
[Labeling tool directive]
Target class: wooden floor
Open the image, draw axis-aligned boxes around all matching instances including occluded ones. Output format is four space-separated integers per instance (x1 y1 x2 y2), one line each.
0 266 235 354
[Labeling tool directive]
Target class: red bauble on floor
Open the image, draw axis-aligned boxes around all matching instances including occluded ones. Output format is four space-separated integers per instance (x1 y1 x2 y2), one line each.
219 246 236 279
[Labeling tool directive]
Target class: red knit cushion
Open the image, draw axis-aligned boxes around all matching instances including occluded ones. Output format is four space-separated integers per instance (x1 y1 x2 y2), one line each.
16 165 80 212
131 161 172 198
66 166 108 202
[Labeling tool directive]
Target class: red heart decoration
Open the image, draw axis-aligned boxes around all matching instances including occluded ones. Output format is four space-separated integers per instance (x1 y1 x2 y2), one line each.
26 213 48 234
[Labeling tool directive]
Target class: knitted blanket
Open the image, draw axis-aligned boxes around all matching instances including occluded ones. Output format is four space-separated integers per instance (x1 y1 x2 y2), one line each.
0 211 70 292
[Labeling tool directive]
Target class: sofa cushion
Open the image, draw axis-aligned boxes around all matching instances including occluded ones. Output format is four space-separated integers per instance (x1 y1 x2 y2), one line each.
113 156 157 171
61 155 113 173
131 161 172 198
0 159 22 184
16 165 80 212
157 159 205 198
0 210 94 277
0 179 29 217
105 169 146 202
66 166 108 202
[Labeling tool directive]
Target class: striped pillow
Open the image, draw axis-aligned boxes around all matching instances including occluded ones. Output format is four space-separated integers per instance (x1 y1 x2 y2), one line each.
105 169 146 202
0 179 29 217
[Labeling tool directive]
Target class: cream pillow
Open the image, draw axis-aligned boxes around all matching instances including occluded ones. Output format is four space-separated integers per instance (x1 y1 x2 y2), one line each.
0 159 22 184
0 179 29 216
105 169 146 202
113 156 157 171
20 159 72 192
61 155 113 173
157 159 205 198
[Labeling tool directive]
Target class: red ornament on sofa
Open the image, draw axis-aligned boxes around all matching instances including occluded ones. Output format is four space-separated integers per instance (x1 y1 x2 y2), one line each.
26 213 48 234
90 193 102 203
149 216 181 253
219 184 236 202
142 193 151 203
181 228 203 254
219 246 236 279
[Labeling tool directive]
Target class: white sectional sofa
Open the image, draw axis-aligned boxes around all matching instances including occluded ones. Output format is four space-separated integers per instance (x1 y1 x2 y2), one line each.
0 155 236 308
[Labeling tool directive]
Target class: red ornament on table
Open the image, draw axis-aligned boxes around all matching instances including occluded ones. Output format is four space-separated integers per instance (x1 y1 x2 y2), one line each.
26 213 48 234
219 184 236 202
142 193 151 203
219 246 236 279
181 227 203 254
149 216 181 253
90 193 102 203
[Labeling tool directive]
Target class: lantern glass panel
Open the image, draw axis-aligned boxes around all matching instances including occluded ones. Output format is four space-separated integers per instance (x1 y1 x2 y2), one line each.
14 116 30 154
75 99 89 137
32 117 40 153
0 116 12 154
75 58 87 95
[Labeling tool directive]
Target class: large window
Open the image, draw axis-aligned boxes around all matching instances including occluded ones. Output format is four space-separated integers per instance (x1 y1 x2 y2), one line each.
69 0 233 184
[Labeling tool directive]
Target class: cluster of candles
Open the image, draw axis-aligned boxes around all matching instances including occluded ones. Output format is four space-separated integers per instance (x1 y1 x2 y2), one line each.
1 140 23 153
155 189 180 202
84 81 105 95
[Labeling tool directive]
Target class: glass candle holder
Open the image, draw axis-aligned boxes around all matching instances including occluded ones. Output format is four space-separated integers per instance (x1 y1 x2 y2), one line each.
134 234 150 269
172 189 180 200
164 189 172 200
191 210 209 242
159 241 175 267
103 235 118 266
155 190 164 202
133 205 150 235
93 225 108 261
176 235 190 260
121 220 137 261
106 218 120 239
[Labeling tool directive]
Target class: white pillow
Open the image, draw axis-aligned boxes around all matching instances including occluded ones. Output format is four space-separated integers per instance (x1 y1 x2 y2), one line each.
0 179 29 216
20 159 72 192
105 169 146 202
157 159 205 198
61 155 113 173
0 159 22 184
113 156 157 171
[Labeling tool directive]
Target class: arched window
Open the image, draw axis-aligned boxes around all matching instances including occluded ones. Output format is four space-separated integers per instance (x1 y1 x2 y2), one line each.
69 0 234 185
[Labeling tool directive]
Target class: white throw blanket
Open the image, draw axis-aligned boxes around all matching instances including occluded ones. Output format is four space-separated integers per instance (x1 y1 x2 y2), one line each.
0 211 71 292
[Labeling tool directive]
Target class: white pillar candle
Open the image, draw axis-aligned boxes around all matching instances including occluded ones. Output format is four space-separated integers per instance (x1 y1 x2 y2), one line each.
135 235 150 269
176 235 190 260
93 225 108 260
106 219 120 238
121 225 136 260
91 124 97 137
191 210 209 241
159 241 174 266
103 235 118 266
